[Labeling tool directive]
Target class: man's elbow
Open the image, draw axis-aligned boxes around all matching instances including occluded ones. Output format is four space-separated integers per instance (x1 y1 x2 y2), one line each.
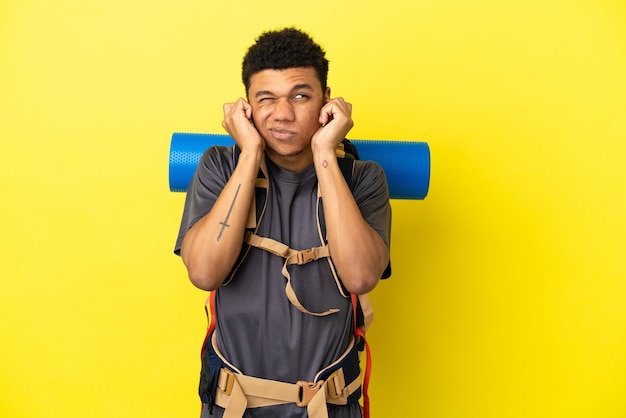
342 263 385 295
187 268 223 291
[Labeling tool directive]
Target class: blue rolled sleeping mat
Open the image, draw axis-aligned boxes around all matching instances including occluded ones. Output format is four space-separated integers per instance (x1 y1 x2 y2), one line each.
169 132 430 200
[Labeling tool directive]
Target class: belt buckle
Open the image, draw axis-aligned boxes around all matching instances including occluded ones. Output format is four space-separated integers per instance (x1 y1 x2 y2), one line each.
297 248 317 265
325 369 347 400
296 380 323 407
218 368 235 396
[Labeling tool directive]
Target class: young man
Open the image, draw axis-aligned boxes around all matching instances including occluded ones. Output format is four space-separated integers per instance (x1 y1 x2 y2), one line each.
174 28 391 418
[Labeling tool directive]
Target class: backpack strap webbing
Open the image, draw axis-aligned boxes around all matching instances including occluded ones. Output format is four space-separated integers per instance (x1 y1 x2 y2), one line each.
245 231 338 316
210 332 363 417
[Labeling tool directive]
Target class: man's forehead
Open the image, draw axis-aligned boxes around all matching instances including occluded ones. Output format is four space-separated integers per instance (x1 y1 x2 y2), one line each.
248 67 322 93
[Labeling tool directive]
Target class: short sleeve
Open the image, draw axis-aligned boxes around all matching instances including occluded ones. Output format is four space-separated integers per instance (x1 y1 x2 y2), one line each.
351 160 392 279
173 146 235 255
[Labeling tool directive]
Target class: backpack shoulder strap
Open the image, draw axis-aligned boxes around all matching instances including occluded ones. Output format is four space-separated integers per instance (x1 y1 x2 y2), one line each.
233 145 268 230
336 139 358 190
222 145 268 285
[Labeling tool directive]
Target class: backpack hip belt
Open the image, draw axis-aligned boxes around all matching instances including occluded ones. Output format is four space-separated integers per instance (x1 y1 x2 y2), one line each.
210 332 363 418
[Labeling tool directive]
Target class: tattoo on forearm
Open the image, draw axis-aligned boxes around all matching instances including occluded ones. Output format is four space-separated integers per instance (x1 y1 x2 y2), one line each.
217 184 241 241
322 160 328 168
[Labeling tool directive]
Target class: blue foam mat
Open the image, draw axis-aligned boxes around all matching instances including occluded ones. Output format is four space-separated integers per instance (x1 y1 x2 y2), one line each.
169 133 430 200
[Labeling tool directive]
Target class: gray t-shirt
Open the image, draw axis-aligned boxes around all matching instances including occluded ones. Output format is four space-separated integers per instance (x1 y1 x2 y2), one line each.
175 146 391 417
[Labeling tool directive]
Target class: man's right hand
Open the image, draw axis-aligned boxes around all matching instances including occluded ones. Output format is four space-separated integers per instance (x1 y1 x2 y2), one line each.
222 98 265 154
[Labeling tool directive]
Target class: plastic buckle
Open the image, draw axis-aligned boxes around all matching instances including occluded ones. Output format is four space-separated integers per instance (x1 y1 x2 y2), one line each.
325 369 346 400
297 248 317 265
218 368 235 396
296 380 323 407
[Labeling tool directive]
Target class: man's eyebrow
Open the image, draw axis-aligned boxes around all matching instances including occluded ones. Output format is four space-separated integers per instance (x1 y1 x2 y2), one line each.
292 83 314 91
254 90 274 98
254 84 314 98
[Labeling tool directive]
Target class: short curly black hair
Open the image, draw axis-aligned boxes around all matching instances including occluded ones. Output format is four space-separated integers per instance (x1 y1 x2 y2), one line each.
242 27 329 94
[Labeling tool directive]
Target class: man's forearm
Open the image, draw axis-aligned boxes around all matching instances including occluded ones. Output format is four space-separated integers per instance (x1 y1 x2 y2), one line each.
313 149 389 295
181 150 262 290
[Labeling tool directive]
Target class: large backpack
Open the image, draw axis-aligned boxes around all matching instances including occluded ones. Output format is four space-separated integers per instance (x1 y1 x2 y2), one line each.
199 139 377 417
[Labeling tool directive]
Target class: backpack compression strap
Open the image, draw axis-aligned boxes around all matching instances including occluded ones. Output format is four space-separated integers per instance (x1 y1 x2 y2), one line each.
244 231 339 316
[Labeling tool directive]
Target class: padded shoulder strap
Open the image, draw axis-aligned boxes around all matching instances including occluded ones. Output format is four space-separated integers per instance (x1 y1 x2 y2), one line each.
336 156 355 191
336 139 358 190
223 145 268 285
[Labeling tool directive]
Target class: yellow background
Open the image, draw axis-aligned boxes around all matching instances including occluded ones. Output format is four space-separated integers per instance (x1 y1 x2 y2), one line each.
1 0 625 417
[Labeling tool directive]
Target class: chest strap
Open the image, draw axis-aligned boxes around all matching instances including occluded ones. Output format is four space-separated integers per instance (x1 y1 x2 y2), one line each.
244 231 340 316
211 333 361 418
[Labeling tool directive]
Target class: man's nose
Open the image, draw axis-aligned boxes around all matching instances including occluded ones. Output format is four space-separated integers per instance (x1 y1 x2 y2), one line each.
272 98 295 121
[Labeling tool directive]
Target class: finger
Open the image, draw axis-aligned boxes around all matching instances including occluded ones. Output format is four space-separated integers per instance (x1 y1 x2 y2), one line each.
241 99 253 121
223 102 235 117
319 100 339 124
319 99 350 125
319 105 331 124
230 98 252 121
330 97 351 115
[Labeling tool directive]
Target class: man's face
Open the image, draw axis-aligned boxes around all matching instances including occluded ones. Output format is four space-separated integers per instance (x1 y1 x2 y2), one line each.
248 67 330 168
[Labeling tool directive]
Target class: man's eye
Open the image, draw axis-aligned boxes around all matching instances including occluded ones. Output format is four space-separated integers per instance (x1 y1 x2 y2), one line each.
293 94 309 100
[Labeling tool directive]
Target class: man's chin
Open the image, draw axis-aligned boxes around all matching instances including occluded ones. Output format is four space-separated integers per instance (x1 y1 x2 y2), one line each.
265 145 314 168
267 147 306 158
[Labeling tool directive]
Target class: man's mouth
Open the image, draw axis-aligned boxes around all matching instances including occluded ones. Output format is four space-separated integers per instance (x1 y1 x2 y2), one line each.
269 128 296 140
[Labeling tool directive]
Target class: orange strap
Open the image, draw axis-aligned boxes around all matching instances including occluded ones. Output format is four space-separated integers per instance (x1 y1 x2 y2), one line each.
352 294 372 418
201 291 217 358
